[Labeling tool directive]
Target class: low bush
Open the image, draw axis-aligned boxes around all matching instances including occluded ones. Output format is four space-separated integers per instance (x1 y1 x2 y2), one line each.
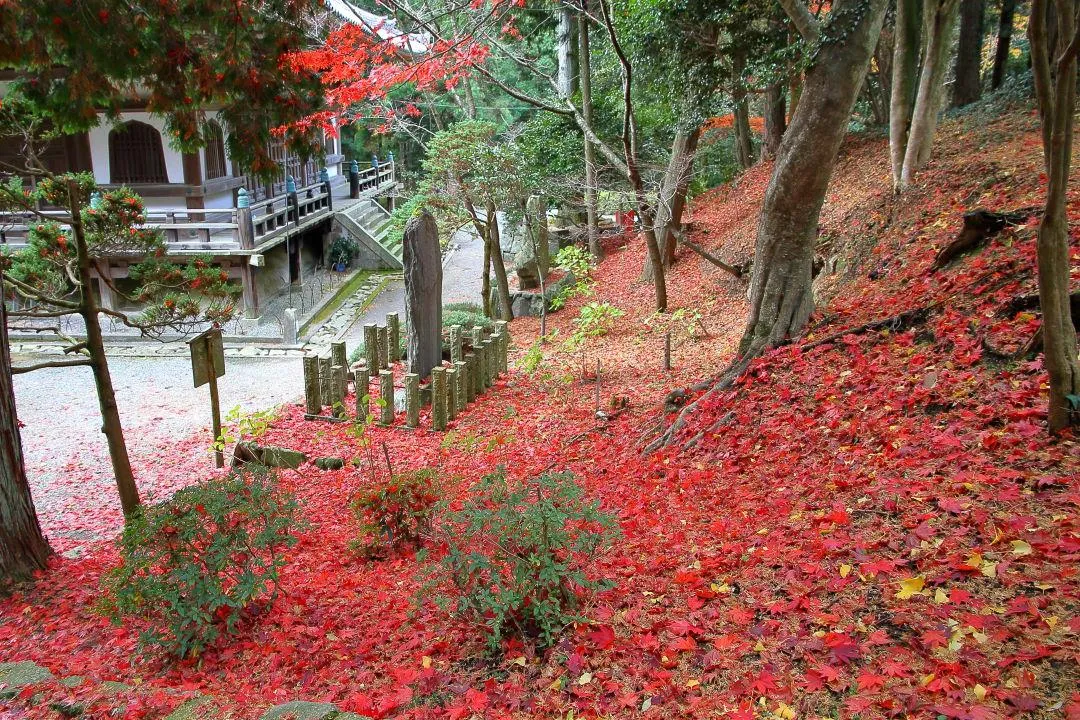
442 308 494 333
100 468 303 658
425 469 618 649
351 469 439 558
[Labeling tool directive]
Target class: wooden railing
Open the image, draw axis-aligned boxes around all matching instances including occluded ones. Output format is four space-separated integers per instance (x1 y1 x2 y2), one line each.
0 160 396 253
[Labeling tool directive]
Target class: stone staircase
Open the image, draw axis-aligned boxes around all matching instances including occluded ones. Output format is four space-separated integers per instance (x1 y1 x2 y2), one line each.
334 199 402 270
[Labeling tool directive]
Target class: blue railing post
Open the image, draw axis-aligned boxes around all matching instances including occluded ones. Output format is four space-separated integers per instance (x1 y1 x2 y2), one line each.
320 167 333 211
285 175 298 225
349 159 360 199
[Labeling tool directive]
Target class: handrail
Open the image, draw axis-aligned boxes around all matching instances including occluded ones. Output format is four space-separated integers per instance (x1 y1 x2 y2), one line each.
1 160 397 249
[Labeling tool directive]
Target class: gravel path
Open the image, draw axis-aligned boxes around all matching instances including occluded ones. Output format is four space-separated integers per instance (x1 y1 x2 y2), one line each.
12 354 303 554
9 224 488 554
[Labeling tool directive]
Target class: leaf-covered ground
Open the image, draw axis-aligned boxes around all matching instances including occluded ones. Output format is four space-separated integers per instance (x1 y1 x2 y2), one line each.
1 104 1077 719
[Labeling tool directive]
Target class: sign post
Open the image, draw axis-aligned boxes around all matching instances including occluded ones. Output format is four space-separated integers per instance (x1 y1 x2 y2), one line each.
189 328 226 468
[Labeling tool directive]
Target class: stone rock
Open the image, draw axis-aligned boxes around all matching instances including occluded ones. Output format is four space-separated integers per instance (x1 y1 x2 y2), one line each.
232 441 308 470
403 212 443 380
100 681 132 695
0 661 53 694
502 270 577 318
165 696 218 720
260 701 339 720
59 676 84 688
315 457 345 471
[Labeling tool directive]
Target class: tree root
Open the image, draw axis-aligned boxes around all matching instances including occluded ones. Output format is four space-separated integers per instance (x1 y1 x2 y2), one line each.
674 229 749 279
645 305 938 453
929 207 1035 271
801 305 935 351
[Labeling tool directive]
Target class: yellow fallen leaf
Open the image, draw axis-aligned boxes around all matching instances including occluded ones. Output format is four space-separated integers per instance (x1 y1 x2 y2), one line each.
966 552 983 567
934 588 950 604
686 679 700 688
973 683 988 701
840 564 853 578
1045 615 1059 629
512 656 526 666
549 678 563 691
775 702 796 719
920 673 935 687
421 655 432 669
754 640 766 653
981 561 998 578
578 672 592 685
896 576 927 599
1011 540 1033 556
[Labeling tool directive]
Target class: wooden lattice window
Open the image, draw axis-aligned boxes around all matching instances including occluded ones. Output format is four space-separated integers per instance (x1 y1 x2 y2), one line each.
204 121 228 180
109 121 168 184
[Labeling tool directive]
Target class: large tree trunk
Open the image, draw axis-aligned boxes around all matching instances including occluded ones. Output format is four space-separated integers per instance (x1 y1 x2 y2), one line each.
69 182 140 517
890 0 924 189
0 295 52 593
599 0 667 312
579 0 601 260
952 0 986 107
641 126 702 282
761 84 787 161
486 201 514 321
403 211 444 381
1029 0 1080 432
557 6 579 100
732 54 754 170
991 0 1017 89
900 0 960 187
744 0 889 356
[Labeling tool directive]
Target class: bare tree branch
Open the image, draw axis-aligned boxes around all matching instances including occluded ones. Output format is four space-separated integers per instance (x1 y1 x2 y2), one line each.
10 357 93 374
779 0 821 43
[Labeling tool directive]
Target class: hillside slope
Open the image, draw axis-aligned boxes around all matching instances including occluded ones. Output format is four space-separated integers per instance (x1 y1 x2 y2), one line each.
0 103 1076 719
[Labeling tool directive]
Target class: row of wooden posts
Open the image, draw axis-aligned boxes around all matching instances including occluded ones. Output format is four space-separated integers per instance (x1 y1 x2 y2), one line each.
301 314 510 432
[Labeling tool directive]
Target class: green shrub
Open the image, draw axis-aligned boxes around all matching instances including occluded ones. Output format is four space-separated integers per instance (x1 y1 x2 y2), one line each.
443 301 485 315
566 301 625 351
351 469 439 559
426 469 618 649
100 468 303 658
442 309 494 333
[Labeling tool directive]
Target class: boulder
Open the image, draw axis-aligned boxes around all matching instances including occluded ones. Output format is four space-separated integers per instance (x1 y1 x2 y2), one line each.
315 457 345 471
232 441 307 470
0 661 53 698
261 701 339 720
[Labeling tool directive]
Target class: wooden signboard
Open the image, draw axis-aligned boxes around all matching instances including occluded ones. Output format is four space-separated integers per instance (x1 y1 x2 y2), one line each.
188 328 225 467
189 328 225 389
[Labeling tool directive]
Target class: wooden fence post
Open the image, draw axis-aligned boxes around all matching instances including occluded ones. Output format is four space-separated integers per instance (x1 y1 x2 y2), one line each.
303 355 321 415
450 325 463 363
354 368 369 420
454 361 468 412
465 352 478 402
364 324 380 375
432 367 447 431
446 367 458 421
379 370 394 426
405 373 420 428
387 313 401 363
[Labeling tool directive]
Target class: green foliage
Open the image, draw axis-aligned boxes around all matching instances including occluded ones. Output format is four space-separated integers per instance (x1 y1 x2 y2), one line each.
0 178 240 332
643 307 707 346
328 235 360 267
550 246 596 311
442 309 494 333
351 469 440 559
425 469 618 649
0 0 324 178
212 406 279 454
567 302 625 352
443 301 485 315
100 468 303 658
